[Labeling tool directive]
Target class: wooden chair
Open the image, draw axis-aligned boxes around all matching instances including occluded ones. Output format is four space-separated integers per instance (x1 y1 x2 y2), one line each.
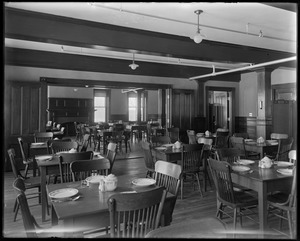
70 158 110 182
17 137 35 178
208 158 258 233
58 151 94 183
180 143 204 199
34 132 53 143
141 141 156 178
13 178 64 238
80 134 91 152
50 140 79 154
110 131 124 153
230 136 260 160
106 142 117 173
153 161 182 226
267 167 297 239
107 186 167 238
167 127 180 143
187 130 197 144
274 137 294 162
150 135 171 147
214 129 229 149
8 149 46 221
123 130 131 153
198 138 213 192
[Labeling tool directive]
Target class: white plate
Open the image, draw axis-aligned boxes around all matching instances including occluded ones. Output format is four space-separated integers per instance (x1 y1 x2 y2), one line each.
155 147 167 151
132 178 156 187
85 175 104 184
31 142 45 146
277 169 293 176
35 155 53 161
162 144 173 147
277 161 294 167
237 159 255 165
232 166 251 172
244 139 254 142
49 188 78 199
93 151 101 156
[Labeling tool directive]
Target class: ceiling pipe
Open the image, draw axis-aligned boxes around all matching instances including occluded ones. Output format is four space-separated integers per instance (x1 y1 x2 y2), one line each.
189 56 296 80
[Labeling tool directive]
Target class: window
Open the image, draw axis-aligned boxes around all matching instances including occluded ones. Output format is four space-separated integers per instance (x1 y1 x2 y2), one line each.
94 90 106 122
128 96 137 121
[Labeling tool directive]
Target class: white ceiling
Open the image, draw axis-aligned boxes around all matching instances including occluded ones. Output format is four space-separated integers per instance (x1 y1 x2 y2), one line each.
4 2 297 69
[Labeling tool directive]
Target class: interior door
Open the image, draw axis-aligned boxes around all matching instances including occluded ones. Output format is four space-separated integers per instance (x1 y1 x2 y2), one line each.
5 81 47 171
171 89 194 131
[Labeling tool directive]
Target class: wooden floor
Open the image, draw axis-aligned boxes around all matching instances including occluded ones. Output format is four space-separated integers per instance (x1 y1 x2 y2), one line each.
2 137 292 239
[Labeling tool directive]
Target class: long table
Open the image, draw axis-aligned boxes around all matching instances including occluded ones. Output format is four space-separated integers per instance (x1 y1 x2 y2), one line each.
48 174 171 237
230 163 293 237
36 153 105 222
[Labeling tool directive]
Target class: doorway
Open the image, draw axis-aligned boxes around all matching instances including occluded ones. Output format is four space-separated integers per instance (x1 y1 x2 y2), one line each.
206 87 235 134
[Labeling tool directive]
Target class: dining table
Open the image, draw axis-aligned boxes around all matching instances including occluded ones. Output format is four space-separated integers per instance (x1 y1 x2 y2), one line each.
48 174 172 237
153 145 181 163
36 152 106 222
244 140 278 159
230 161 294 238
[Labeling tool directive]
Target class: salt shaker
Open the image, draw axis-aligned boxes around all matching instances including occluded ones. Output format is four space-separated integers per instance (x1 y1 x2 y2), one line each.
99 179 105 192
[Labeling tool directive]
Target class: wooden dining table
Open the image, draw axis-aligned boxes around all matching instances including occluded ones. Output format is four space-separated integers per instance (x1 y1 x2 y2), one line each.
153 146 181 163
36 153 106 222
244 140 278 159
230 162 293 238
48 174 171 237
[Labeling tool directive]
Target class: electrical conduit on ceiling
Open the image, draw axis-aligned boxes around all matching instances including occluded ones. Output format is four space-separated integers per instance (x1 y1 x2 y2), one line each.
189 56 296 80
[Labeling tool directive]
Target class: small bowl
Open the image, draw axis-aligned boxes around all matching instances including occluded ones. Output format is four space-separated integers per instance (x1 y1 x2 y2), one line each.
104 179 118 191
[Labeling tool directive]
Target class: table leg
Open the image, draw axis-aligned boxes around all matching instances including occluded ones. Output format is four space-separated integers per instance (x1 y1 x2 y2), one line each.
40 166 47 222
257 182 268 237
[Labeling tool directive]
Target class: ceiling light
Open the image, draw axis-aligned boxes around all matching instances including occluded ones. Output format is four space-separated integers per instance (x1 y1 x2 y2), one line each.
193 10 206 44
129 53 139 70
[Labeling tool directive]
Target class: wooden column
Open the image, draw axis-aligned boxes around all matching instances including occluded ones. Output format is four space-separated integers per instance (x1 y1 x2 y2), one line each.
256 68 273 139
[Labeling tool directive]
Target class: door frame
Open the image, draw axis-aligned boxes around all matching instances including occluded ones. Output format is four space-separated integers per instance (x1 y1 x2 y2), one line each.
205 86 235 135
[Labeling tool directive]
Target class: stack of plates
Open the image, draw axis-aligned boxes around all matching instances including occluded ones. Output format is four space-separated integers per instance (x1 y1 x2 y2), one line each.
155 147 167 151
31 142 45 146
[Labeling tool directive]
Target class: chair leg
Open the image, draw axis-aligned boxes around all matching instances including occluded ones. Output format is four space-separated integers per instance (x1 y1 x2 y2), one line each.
287 211 293 239
24 164 29 178
195 173 203 197
13 199 18 212
233 208 238 230
13 203 19 222
180 177 183 200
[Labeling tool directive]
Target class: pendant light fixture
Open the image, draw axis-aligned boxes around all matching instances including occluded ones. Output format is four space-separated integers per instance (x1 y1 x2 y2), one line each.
193 10 206 44
129 53 139 70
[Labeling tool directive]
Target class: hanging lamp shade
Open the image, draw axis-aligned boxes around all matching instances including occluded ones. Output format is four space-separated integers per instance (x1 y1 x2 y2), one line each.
129 53 139 70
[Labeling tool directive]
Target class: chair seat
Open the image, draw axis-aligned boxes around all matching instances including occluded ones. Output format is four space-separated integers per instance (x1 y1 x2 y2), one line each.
24 176 41 188
234 191 258 207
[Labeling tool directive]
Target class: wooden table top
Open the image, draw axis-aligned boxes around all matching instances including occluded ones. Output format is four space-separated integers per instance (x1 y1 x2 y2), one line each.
47 174 160 220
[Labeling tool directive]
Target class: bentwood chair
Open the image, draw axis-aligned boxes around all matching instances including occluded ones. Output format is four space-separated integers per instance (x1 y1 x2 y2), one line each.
8 149 45 222
267 167 297 239
233 132 249 139
274 137 294 162
34 132 53 143
17 137 35 178
58 151 94 183
70 158 110 182
13 178 64 238
167 127 180 143
208 158 258 234
153 161 182 226
107 187 167 238
179 143 204 199
141 141 156 178
198 138 213 192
